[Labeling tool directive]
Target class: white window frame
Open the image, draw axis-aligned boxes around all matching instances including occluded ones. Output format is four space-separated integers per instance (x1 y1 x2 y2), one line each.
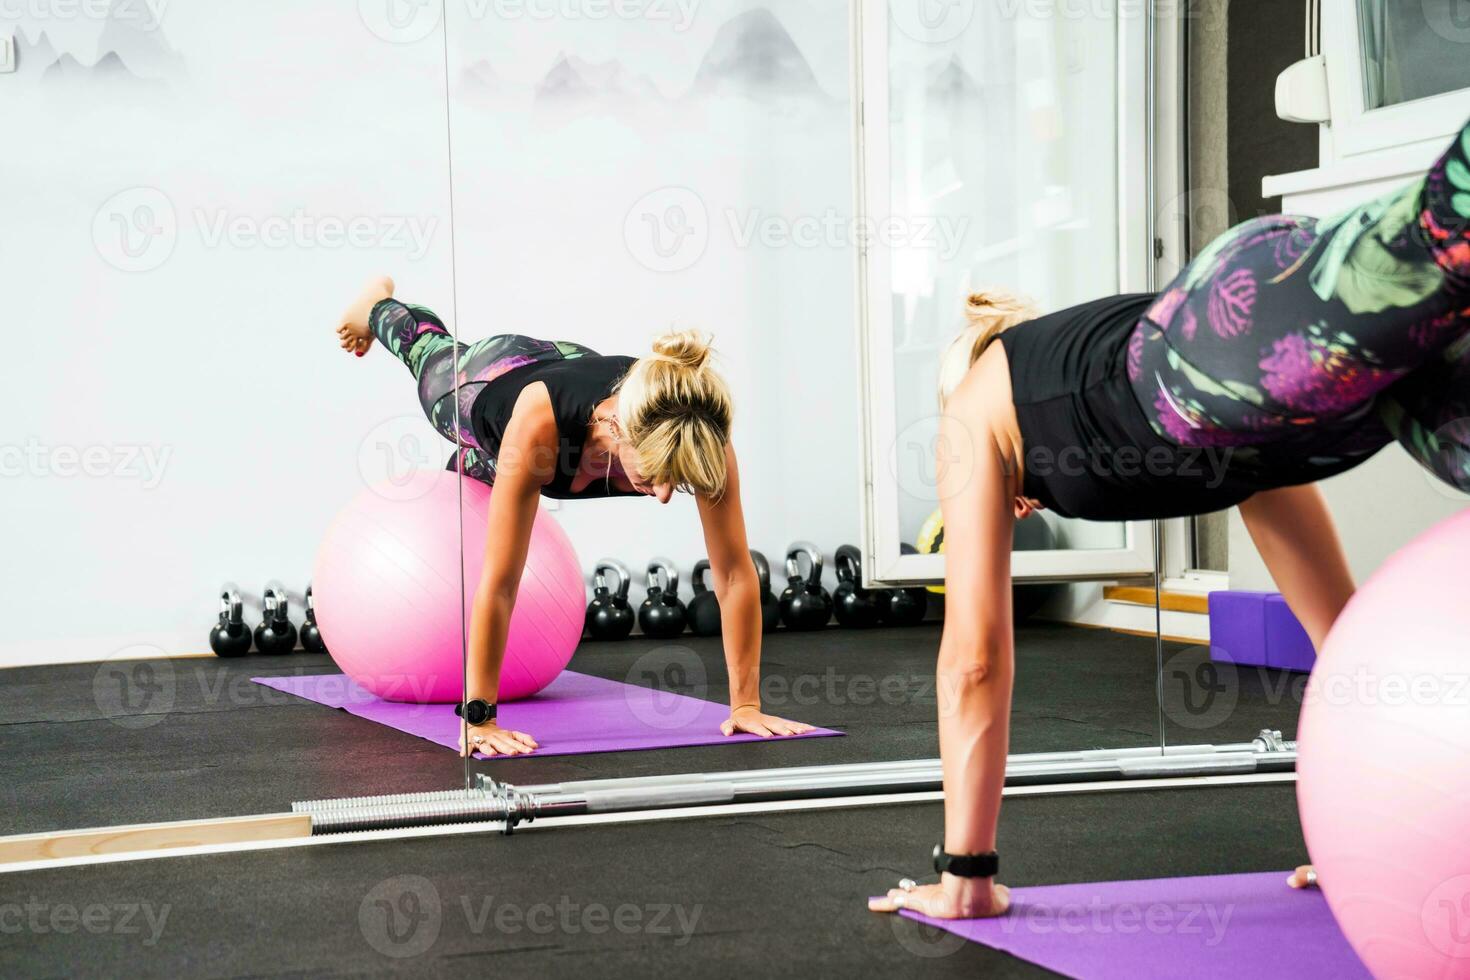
1320 0 1470 165
851 1 1181 588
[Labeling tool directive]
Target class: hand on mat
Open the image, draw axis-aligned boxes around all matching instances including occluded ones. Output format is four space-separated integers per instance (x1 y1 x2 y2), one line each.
869 878 1011 919
458 722 539 757
720 706 815 738
1287 865 1319 889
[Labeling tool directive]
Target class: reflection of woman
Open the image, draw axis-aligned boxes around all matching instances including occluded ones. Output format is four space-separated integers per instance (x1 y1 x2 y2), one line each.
337 278 812 756
873 117 1470 919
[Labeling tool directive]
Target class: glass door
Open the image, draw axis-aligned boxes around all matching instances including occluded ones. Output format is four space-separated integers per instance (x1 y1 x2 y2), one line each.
853 0 1156 586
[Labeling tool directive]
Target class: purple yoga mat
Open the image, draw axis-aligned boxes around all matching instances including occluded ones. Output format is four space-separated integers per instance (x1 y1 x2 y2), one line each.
253 671 840 758
885 872 1368 979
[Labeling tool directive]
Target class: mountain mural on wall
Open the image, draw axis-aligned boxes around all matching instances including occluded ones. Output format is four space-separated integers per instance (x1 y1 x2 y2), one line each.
96 0 184 80
11 0 184 88
927 55 982 105
534 54 664 105
689 8 825 100
11 29 56 79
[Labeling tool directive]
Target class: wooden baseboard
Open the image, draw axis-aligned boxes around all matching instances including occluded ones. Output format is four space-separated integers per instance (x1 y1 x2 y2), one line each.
1103 586 1211 616
0 812 311 866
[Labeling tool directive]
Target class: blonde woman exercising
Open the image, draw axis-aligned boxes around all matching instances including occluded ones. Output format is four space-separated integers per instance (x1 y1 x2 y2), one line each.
338 276 814 756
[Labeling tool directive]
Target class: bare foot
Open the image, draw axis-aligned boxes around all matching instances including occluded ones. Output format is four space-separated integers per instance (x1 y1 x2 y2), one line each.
337 275 394 357
1287 865 1319 889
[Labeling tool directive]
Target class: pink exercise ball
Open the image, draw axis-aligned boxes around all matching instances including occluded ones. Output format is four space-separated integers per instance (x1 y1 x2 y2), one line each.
1297 508 1470 979
312 471 583 703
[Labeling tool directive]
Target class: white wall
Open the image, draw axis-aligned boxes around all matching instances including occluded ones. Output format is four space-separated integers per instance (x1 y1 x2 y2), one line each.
0 1 863 667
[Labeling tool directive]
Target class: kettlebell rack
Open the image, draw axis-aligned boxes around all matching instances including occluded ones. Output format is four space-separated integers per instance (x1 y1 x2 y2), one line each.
296 729 1296 835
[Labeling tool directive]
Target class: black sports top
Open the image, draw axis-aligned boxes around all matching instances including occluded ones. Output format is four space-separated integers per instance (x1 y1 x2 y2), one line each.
469 354 640 500
998 294 1271 521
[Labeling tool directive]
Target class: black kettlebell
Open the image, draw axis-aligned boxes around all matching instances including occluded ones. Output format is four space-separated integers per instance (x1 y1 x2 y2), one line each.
585 559 635 641
688 559 722 637
877 545 930 626
750 550 781 634
208 583 252 657
779 541 832 631
253 580 298 654
832 545 881 629
300 584 327 654
638 559 688 639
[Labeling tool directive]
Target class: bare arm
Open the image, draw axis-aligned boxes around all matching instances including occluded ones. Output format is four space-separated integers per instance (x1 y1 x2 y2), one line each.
461 384 559 756
1237 484 1355 650
696 445 814 737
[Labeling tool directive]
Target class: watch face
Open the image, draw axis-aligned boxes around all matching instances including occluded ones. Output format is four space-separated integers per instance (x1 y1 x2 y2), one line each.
465 700 491 726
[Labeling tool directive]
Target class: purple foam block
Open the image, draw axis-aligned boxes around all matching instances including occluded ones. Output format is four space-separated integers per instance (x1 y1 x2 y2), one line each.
887 872 1368 980
253 671 841 759
1263 594 1316 672
1207 591 1269 667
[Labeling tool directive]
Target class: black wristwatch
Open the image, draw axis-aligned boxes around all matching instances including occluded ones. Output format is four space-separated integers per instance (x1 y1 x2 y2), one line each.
454 699 497 727
933 844 999 878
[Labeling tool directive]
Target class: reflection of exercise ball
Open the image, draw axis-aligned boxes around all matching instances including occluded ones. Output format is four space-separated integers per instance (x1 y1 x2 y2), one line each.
313 472 583 703
915 509 1062 622
1296 510 1470 979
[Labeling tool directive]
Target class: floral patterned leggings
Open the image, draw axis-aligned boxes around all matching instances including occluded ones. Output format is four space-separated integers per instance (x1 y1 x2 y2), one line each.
368 298 595 484
1129 116 1470 491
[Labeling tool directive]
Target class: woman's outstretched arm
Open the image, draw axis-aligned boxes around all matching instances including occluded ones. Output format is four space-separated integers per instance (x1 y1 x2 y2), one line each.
872 358 1017 918
1237 484 1355 651
460 384 559 757
697 444 814 737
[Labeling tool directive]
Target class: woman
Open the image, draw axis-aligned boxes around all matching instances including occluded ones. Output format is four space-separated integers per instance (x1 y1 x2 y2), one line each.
336 278 813 756
872 117 1470 919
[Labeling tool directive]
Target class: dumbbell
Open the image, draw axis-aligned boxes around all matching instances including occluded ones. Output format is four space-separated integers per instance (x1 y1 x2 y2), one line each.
254 580 299 654
779 541 832 631
585 559 635 641
688 559 722 637
300 584 327 653
209 582 252 657
638 559 688 639
832 545 881 628
750 550 781 634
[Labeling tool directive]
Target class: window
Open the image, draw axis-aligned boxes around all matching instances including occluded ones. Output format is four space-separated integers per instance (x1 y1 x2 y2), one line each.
1357 0 1470 111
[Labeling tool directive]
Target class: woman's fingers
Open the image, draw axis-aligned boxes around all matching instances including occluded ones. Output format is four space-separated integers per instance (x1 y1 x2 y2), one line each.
1287 865 1318 889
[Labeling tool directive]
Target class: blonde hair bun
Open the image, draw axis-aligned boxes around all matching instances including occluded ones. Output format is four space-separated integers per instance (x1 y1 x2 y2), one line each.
650 329 713 372
938 287 1041 406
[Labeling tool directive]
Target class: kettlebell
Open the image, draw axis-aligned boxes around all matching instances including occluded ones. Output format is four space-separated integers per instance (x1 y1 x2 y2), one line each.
300 583 328 654
585 559 635 641
750 550 781 634
253 580 298 654
208 583 252 657
688 559 722 637
832 544 881 629
779 541 832 631
877 545 930 626
638 559 688 639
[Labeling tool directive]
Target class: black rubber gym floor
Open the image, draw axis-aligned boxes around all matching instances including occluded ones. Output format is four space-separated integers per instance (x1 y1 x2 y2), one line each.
0 784 1307 978
3 622 1303 835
